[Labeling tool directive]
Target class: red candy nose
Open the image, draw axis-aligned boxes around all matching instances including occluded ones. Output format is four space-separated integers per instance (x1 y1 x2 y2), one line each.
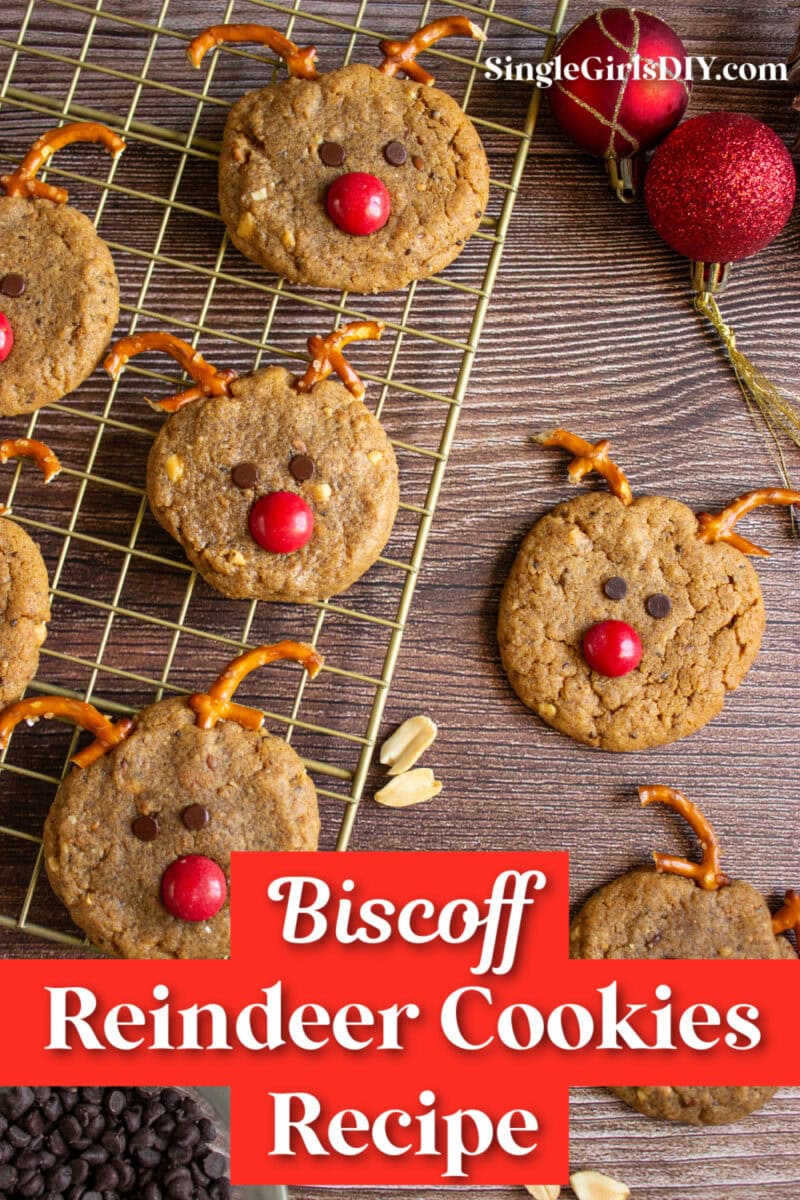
249 491 314 554
0 314 13 363
582 619 643 677
161 855 227 922
326 172 391 236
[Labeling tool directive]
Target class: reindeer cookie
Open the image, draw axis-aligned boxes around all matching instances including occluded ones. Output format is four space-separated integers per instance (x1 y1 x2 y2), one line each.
0 642 322 958
571 786 797 1124
187 18 490 292
106 322 398 603
0 123 124 415
0 438 60 704
498 430 800 751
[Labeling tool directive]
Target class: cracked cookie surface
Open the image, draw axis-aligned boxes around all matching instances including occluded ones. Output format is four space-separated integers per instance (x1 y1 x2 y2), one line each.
146 362 398 600
219 63 490 292
0 518 50 705
571 867 795 1123
147 365 399 603
0 197 119 415
44 696 319 958
498 492 764 751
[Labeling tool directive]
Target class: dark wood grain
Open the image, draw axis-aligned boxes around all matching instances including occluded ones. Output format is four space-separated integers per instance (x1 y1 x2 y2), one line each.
2 0 800 1196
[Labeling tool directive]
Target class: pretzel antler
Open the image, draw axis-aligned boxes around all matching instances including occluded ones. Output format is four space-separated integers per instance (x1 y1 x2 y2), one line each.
1 122 125 205
296 321 384 401
772 889 800 939
696 488 800 557
0 697 134 769
0 439 60 484
639 785 729 892
105 332 237 413
0 438 61 515
378 16 486 86
189 641 324 732
536 429 633 506
188 24 318 79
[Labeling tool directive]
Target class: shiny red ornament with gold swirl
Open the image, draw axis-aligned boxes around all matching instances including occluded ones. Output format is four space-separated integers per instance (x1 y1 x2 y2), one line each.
548 7 690 201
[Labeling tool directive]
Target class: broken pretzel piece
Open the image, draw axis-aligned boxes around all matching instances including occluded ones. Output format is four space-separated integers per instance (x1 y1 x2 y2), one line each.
536 429 633 506
297 321 384 401
640 784 729 891
378 16 486 87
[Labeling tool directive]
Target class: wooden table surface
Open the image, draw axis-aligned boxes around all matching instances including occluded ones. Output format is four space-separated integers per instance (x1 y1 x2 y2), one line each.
2 0 800 1197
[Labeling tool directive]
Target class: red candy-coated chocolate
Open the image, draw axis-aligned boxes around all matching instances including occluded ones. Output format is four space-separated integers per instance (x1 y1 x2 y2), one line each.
249 491 314 553
326 172 391 235
582 619 642 677
0 314 13 364
161 855 227 922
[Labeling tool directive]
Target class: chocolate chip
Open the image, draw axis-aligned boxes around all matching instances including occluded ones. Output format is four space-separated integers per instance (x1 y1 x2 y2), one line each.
319 141 345 167
0 273 24 297
231 462 258 489
646 593 672 619
603 576 627 600
289 453 314 482
383 140 407 165
181 804 210 831
132 814 159 842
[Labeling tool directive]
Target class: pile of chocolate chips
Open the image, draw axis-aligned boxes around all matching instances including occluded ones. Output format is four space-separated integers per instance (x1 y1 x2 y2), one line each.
0 1087 231 1199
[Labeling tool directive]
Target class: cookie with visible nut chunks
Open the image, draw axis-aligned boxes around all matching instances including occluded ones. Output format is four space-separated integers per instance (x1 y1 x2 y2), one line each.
0 642 322 959
498 430 799 751
106 323 399 603
0 438 60 703
570 787 797 1125
0 123 124 415
188 19 490 293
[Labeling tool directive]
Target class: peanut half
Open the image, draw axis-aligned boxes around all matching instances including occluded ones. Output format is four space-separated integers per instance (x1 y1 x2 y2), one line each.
379 714 438 775
524 1187 561 1200
570 1171 630 1200
374 767 442 808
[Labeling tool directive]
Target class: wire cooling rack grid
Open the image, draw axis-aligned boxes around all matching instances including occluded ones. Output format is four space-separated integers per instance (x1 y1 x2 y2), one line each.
0 0 568 949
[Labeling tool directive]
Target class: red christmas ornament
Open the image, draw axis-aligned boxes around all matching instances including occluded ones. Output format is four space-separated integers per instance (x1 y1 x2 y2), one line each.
645 112 796 263
645 111 800 478
548 7 690 200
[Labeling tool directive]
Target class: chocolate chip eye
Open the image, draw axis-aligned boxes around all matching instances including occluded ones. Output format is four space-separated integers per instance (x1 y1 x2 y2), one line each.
645 593 672 619
383 140 407 166
182 804 211 831
0 273 24 297
603 576 627 601
231 462 258 489
132 814 160 842
319 141 346 167
289 453 314 482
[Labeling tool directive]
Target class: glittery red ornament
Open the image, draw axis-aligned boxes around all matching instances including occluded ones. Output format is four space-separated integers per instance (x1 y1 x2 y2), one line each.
645 112 796 264
549 8 690 170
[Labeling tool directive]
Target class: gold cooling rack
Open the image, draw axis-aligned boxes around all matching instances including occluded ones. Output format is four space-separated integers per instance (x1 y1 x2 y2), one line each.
0 0 568 949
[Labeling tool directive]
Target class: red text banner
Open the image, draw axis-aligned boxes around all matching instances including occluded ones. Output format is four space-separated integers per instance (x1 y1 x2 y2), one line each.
0 852 799 1185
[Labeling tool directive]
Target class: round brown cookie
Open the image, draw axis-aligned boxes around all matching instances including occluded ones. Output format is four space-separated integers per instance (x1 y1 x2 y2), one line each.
499 491 764 750
0 197 119 415
43 696 319 958
0 516 50 705
146 364 399 602
220 62 488 292
571 866 795 1124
